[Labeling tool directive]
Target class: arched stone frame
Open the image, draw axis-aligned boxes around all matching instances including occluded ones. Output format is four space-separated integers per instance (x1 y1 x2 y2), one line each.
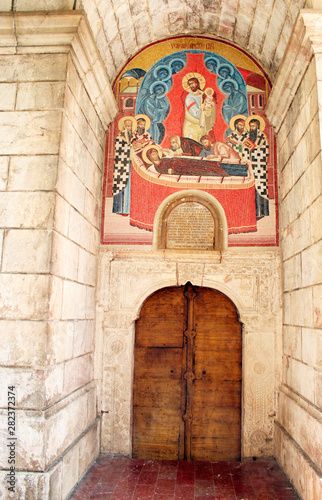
99 249 281 459
152 190 229 251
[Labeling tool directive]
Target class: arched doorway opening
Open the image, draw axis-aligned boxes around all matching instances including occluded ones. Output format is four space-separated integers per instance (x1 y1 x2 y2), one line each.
132 282 242 461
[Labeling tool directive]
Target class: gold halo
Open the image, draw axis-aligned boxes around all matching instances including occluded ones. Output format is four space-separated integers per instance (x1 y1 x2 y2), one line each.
204 87 214 96
182 72 206 92
245 114 266 132
135 114 151 130
142 144 163 164
229 114 247 131
118 115 137 131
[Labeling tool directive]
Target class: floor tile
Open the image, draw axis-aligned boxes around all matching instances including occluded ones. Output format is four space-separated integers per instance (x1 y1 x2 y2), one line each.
68 455 299 500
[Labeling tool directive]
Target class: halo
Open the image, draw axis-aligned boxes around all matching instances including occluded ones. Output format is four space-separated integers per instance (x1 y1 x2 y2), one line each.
150 81 168 96
219 78 238 94
217 63 234 78
118 115 137 131
142 144 163 164
205 57 220 72
135 114 151 130
204 87 214 96
153 64 171 81
245 114 266 132
229 114 247 131
182 72 206 92
169 57 185 74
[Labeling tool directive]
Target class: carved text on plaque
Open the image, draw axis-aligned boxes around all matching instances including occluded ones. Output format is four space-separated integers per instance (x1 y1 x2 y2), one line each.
166 202 215 249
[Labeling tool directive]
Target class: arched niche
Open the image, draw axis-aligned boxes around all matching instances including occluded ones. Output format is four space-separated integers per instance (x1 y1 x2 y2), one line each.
153 190 228 251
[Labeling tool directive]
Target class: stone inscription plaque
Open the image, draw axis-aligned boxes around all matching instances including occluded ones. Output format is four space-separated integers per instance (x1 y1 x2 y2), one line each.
166 202 215 249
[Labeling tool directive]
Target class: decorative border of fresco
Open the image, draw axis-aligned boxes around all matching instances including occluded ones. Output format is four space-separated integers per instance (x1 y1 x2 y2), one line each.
101 36 279 247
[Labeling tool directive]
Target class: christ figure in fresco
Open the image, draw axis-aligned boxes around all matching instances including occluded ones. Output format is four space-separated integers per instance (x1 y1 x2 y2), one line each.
182 74 216 143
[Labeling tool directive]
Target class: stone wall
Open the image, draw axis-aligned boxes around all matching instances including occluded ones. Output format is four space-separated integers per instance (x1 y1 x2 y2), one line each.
266 11 322 500
0 12 116 499
97 248 282 461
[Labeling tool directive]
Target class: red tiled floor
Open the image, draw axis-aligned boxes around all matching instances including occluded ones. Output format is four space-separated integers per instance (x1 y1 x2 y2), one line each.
68 455 299 499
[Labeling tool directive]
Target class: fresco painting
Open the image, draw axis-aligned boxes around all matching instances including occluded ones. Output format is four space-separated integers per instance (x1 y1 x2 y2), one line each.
102 37 278 246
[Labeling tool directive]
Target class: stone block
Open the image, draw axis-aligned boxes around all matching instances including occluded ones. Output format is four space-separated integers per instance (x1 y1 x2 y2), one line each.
0 110 62 155
302 327 322 368
0 155 9 190
16 82 65 110
7 155 58 191
0 409 45 470
45 363 64 407
84 189 100 229
45 385 96 468
283 325 301 360
301 240 322 287
279 158 293 201
0 82 16 110
275 422 322 500
73 320 94 358
48 461 62 500
0 53 67 82
299 155 322 214
0 320 46 367
56 158 86 215
63 353 93 396
283 254 301 292
307 114 321 166
310 196 322 244
0 0 12 11
78 247 97 286
78 420 100 479
0 367 44 409
68 207 99 255
2 229 52 273
86 286 96 319
15 0 74 11
61 439 79 500
0 274 49 320
0 192 55 229
59 113 76 169
0 470 48 499
313 283 322 328
62 280 87 320
293 209 311 255
292 136 307 184
289 287 313 328
48 275 63 320
47 321 74 365
53 194 70 238
289 358 316 403
278 390 322 471
51 231 79 282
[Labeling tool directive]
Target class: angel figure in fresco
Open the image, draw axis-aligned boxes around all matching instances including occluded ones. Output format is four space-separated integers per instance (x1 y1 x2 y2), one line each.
182 73 217 143
242 115 270 218
141 82 170 144
221 81 248 134
112 116 137 215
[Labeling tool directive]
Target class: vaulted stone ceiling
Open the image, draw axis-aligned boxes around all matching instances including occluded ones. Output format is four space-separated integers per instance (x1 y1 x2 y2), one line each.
78 0 312 84
3 0 320 83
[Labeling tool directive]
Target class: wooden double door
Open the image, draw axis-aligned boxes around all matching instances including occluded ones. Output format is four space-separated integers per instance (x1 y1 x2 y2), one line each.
132 283 242 461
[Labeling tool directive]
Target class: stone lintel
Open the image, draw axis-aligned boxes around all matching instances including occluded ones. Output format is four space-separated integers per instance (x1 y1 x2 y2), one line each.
0 10 118 129
266 9 322 132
